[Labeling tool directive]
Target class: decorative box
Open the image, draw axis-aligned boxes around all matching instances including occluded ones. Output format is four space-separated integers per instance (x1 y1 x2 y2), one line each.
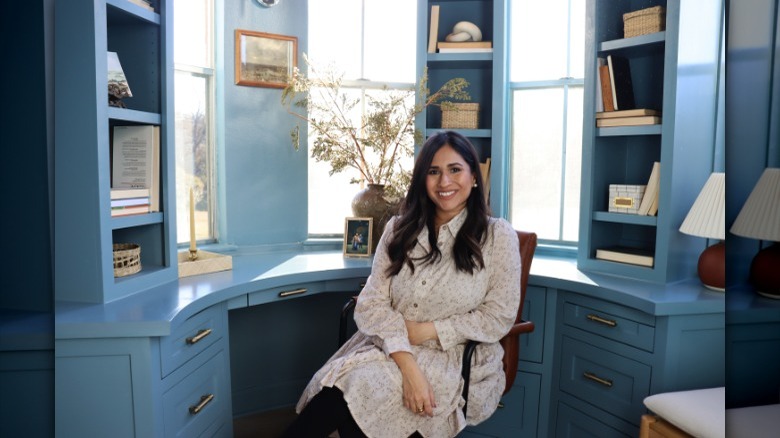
441 102 479 129
609 184 646 214
623 6 666 38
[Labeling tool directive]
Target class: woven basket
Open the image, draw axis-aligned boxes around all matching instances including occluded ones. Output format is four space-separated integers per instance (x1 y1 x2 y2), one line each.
113 243 141 277
441 103 479 129
623 6 666 38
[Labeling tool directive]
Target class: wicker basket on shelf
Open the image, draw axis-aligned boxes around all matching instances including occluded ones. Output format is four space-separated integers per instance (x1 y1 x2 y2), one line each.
623 6 666 38
113 243 141 277
441 102 479 129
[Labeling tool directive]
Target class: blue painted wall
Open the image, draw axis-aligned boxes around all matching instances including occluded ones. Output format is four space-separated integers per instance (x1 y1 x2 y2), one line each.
1 0 53 312
725 0 780 286
217 0 309 246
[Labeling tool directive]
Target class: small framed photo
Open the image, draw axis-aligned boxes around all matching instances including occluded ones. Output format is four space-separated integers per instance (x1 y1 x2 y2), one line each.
344 217 373 258
235 29 297 88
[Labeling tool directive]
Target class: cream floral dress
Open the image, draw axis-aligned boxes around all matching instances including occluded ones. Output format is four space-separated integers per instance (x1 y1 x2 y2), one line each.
296 209 521 437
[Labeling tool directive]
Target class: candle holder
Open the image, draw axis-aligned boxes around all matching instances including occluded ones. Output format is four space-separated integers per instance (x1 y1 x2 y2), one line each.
177 249 232 278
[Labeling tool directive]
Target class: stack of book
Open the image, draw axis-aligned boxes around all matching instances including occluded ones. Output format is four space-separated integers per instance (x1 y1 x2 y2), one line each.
595 246 654 267
111 124 160 212
437 41 493 53
111 188 150 217
596 108 661 127
595 54 661 127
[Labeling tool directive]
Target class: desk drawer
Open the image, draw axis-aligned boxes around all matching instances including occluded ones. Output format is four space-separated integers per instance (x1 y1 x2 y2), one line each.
247 281 326 306
562 297 654 352
163 348 231 438
160 305 225 377
555 402 633 438
558 336 650 424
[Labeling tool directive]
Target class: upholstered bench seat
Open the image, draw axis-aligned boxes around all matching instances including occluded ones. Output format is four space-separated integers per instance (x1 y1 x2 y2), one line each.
641 387 724 438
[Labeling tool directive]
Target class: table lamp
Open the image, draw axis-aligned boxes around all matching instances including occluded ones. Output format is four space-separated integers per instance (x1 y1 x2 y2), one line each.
730 168 780 299
679 173 725 291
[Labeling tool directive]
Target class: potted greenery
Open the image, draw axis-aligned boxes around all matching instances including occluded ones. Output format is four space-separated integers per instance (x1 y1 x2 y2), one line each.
282 55 470 249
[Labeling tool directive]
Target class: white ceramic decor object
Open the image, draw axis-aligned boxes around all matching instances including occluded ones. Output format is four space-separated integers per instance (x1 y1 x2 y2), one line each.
445 21 482 42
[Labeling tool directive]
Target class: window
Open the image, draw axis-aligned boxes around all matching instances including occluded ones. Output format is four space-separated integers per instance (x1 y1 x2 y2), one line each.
508 0 585 245
307 0 417 235
173 0 215 245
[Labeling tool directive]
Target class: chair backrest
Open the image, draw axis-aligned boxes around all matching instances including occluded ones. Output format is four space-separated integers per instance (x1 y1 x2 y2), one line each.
500 231 537 393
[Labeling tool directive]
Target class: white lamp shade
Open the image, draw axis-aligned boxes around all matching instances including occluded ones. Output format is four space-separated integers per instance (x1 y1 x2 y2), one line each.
730 168 780 242
680 172 725 240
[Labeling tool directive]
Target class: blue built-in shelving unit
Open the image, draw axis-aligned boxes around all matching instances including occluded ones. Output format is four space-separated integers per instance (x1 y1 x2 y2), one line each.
55 0 177 304
416 0 510 218
577 0 723 284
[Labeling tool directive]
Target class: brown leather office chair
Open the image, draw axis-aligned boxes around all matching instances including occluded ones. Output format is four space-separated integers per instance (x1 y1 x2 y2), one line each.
338 230 537 418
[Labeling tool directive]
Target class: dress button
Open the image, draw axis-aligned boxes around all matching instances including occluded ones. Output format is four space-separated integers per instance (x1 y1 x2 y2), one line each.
422 280 427 285
413 303 418 308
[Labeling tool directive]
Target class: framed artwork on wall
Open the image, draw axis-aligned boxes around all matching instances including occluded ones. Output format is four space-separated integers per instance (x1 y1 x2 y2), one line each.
344 217 373 258
234 29 297 88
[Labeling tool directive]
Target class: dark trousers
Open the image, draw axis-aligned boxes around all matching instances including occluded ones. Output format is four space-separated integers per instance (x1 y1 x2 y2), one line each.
281 386 424 438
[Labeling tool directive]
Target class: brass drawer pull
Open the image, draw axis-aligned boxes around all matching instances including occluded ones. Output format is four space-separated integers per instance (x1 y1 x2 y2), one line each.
189 394 215 415
186 328 212 345
279 288 307 298
586 313 617 327
583 372 613 387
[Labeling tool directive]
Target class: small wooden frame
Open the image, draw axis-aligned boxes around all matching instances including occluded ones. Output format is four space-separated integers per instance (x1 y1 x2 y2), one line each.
344 217 373 257
235 29 297 88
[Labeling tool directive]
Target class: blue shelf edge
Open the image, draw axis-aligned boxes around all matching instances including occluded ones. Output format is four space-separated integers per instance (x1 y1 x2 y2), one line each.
592 211 658 226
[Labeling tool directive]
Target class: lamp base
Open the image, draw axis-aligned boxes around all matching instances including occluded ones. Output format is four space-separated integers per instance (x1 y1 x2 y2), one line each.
698 241 725 292
751 243 780 299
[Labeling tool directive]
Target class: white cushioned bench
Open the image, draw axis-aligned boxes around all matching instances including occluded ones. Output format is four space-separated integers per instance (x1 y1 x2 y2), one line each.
641 387 724 438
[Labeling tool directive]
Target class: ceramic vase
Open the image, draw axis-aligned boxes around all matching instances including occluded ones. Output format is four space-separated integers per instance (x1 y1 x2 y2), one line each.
351 184 397 254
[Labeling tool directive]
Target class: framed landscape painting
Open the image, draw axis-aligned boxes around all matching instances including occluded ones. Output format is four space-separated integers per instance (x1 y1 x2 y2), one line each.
235 30 297 88
344 217 373 258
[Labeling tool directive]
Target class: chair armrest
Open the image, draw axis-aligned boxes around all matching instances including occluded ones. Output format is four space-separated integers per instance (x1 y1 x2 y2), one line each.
461 319 535 416
506 320 534 337
461 340 480 418
339 296 358 347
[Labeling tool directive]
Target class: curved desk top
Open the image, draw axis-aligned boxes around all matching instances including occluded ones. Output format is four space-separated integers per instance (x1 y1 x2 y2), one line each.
54 249 724 340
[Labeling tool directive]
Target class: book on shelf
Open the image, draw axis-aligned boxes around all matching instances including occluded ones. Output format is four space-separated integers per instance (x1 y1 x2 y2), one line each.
107 51 132 107
598 64 615 112
127 0 154 11
111 196 150 208
607 54 636 110
110 187 150 200
595 246 654 267
596 115 661 127
596 109 660 119
428 5 440 53
437 41 492 49
637 161 661 216
595 58 605 112
438 48 494 53
111 204 150 217
479 158 491 201
111 125 160 212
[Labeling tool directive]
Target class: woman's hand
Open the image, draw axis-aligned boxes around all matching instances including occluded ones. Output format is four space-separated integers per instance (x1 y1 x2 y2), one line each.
390 352 437 417
405 320 438 345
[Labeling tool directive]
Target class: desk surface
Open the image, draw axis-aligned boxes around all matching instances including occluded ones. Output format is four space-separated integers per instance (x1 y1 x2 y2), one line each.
47 249 727 340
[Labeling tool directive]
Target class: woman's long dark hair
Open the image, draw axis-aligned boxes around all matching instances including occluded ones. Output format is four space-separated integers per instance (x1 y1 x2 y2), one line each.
385 131 490 276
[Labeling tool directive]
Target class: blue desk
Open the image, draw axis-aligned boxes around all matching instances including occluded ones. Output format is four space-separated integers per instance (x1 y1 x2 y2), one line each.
49 249 724 437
